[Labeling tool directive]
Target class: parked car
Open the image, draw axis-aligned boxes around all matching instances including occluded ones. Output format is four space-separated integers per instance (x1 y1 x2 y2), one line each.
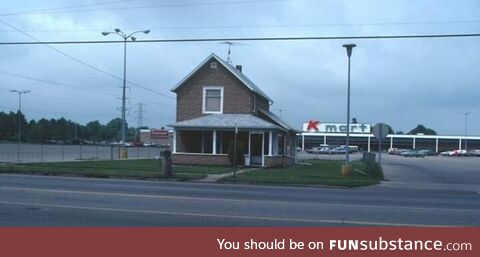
440 149 468 156
400 150 425 157
418 149 436 156
388 148 408 155
330 146 353 154
468 149 480 156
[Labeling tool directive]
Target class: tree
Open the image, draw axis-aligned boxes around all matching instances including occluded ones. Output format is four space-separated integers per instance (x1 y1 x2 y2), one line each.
408 124 437 135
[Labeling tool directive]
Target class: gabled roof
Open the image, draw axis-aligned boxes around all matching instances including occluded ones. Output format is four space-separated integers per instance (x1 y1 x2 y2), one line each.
258 108 298 132
168 114 284 131
171 53 273 103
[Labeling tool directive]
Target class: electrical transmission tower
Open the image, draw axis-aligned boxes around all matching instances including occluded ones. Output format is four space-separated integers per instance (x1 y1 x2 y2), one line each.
135 103 147 142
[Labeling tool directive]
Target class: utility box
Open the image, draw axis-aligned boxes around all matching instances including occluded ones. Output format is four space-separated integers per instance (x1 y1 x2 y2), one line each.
162 150 172 177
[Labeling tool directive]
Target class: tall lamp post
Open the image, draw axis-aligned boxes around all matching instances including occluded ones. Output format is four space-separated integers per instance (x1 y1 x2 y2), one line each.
10 89 30 162
342 43 356 171
102 28 150 157
458 111 473 151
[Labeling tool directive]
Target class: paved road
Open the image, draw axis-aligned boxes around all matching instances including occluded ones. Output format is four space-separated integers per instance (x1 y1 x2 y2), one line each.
0 174 478 226
381 155 480 192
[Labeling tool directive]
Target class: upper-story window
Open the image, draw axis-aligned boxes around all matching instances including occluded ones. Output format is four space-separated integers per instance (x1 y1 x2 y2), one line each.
203 86 223 114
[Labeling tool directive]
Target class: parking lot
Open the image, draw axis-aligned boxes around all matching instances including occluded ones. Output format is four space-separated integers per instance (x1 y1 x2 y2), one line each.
298 150 480 192
0 143 165 163
381 154 480 191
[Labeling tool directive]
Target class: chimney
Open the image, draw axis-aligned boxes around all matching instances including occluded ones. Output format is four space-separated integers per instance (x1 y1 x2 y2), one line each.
235 65 242 72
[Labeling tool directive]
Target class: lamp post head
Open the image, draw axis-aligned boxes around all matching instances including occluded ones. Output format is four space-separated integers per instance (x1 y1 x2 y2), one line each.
131 36 136 41
143 30 150 34
114 28 121 33
342 43 357 57
101 32 110 36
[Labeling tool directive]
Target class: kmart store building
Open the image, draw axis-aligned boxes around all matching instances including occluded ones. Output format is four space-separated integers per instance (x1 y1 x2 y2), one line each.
299 121 480 152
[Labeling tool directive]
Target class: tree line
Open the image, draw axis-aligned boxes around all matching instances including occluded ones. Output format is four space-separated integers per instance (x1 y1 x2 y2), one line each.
0 111 142 144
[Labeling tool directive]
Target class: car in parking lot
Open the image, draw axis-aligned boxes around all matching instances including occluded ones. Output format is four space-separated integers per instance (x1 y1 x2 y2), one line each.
440 149 469 156
469 149 480 156
418 149 436 156
401 150 426 157
388 148 408 155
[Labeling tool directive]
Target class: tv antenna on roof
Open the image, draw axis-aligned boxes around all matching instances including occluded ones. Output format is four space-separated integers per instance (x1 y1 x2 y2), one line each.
219 41 245 64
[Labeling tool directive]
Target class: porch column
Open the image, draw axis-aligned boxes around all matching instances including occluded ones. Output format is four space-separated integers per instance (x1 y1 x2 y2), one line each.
269 131 273 156
173 130 177 153
367 136 371 152
459 139 462 150
323 135 327 145
435 138 439 153
248 132 251 156
413 137 416 149
212 130 217 154
301 134 305 151
390 137 393 149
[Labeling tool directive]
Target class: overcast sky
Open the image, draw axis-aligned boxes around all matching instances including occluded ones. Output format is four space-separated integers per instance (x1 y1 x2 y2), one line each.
0 0 479 135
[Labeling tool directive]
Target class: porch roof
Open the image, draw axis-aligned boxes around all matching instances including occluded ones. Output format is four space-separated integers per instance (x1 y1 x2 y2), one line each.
169 114 285 130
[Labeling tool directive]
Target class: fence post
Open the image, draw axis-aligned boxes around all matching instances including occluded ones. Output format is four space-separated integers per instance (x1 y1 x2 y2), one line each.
61 144 64 161
96 145 99 159
40 144 44 162
110 146 114 160
137 147 139 159
147 147 150 159
79 144 82 160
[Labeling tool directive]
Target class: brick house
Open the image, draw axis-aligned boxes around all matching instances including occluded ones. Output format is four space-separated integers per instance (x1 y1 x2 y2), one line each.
169 53 297 167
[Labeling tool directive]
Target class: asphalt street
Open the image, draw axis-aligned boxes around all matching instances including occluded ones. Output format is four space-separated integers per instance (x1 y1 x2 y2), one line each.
0 173 478 226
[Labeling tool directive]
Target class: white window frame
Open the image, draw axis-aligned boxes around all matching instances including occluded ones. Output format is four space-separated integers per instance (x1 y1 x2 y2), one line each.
202 86 224 114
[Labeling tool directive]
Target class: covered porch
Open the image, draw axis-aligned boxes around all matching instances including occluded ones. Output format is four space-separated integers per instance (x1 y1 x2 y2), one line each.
169 114 296 167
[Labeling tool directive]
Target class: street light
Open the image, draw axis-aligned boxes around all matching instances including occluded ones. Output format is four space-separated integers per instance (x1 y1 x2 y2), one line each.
457 111 475 151
10 89 30 161
102 28 149 157
342 43 356 168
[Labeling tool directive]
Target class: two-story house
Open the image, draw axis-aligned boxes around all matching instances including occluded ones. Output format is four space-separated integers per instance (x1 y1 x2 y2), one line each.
169 53 297 167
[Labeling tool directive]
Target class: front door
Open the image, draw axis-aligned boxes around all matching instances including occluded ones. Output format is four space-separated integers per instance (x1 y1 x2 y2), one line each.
250 133 263 166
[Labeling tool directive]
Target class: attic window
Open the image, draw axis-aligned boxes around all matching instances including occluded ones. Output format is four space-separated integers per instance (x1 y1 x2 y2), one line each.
210 61 218 69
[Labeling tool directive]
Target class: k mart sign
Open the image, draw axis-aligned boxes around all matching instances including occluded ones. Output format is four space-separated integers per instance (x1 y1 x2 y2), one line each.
303 120 371 133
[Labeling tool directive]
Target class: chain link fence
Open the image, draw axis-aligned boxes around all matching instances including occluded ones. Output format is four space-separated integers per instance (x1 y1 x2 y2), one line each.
0 143 167 163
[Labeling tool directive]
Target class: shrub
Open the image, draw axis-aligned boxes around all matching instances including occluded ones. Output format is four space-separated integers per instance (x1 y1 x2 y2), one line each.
227 140 245 166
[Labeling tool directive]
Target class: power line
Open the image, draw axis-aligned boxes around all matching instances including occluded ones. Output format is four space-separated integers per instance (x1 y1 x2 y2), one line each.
0 18 175 100
1 33 479 46
0 70 116 97
0 0 290 16
0 0 139 16
2 20 479 33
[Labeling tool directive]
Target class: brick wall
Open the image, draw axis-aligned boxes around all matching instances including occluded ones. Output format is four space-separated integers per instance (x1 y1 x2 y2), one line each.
176 57 269 121
172 153 231 166
264 156 296 167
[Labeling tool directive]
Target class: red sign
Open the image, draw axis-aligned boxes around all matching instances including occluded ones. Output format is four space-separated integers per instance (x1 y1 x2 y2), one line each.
307 120 320 131
150 130 169 139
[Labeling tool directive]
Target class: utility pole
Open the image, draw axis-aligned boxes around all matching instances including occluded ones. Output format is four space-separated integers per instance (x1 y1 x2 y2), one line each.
10 89 30 162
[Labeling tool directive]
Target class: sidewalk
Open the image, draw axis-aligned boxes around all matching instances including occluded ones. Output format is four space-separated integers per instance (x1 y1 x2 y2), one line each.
195 168 258 183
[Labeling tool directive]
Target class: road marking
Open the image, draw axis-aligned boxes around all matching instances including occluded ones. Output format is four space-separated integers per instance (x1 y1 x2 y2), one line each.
0 200 454 227
0 186 478 214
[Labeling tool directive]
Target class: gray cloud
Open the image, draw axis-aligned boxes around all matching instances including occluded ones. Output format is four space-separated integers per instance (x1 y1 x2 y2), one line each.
0 0 479 135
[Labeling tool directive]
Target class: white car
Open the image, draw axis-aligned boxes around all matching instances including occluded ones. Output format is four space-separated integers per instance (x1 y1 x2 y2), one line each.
441 150 468 156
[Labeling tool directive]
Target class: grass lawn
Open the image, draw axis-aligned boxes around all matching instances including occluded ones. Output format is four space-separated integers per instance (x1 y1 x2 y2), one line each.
221 160 383 187
0 159 232 181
